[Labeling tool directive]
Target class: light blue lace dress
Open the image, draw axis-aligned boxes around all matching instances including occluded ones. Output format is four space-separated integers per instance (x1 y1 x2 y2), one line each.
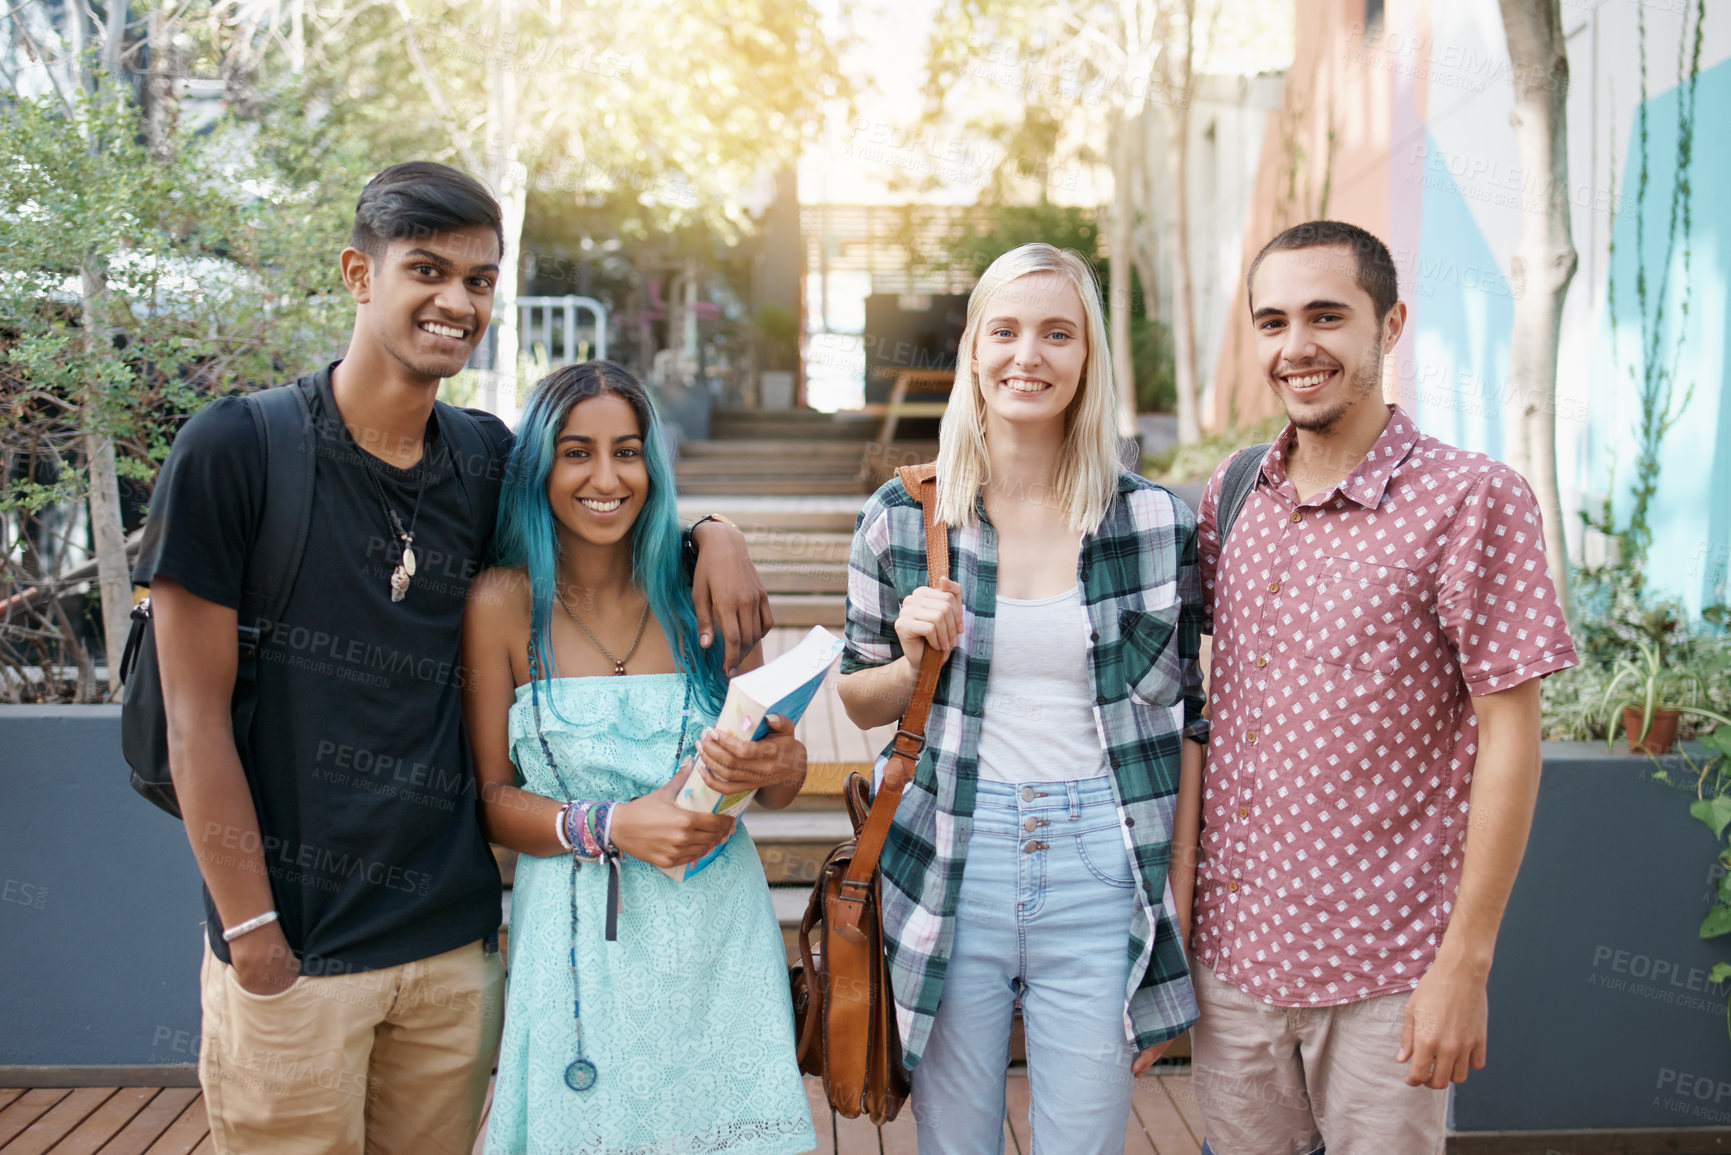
485 674 816 1155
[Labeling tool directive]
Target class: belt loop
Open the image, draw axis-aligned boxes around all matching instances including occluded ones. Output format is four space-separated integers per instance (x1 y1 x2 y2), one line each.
1067 780 1081 821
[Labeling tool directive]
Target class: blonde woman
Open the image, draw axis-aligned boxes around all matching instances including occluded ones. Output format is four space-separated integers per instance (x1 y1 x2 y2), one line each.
838 244 1208 1153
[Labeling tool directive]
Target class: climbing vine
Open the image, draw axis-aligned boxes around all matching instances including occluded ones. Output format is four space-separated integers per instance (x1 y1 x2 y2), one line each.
1597 0 1707 591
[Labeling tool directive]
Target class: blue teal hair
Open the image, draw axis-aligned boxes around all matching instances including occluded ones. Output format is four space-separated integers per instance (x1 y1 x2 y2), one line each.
491 360 727 717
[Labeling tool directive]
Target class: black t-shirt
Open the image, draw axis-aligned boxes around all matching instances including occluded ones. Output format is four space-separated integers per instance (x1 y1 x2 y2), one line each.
133 362 511 974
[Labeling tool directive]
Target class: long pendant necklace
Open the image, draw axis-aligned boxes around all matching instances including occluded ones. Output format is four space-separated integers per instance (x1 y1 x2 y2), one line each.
525 641 693 1095
363 450 429 603
557 588 651 675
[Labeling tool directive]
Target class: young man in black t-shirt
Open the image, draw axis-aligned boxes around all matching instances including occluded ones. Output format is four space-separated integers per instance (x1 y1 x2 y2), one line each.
134 163 769 1155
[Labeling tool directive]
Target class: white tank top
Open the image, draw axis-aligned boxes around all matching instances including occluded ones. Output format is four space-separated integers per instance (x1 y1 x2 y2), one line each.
976 587 1111 784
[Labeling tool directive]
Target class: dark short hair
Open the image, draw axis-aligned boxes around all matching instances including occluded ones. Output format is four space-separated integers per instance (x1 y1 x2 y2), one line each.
1247 220 1399 320
351 162 505 260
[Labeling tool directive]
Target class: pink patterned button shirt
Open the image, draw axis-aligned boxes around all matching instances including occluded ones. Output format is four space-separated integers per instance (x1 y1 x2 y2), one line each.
1190 405 1577 1006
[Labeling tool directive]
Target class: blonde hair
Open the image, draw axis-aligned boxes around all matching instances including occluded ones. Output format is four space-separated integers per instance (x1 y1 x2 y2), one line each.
934 243 1123 534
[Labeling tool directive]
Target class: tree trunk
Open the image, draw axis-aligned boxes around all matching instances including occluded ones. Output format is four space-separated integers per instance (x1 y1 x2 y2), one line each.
72 29 134 695
98 0 125 81
84 433 133 696
1167 118 1201 443
289 0 306 74
485 0 524 423
1108 112 1138 439
1167 0 1202 444
491 178 527 422
1133 106 1162 325
144 7 186 160
79 270 132 696
1498 0 1577 622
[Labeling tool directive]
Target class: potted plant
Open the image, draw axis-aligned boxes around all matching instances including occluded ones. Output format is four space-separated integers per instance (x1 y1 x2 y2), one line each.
752 303 800 409
1599 637 1731 754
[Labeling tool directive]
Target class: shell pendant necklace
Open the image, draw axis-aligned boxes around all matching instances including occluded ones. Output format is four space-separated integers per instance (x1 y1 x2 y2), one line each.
364 454 427 603
557 587 650 675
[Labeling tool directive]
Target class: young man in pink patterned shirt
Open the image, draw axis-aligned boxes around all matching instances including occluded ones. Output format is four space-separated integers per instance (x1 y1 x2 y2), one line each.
1170 221 1579 1155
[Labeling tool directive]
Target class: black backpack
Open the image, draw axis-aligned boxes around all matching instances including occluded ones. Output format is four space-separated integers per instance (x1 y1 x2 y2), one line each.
117 373 502 817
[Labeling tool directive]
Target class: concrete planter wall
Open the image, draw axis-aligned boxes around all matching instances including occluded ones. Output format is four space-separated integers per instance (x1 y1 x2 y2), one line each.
1451 741 1731 1137
6 710 1731 1135
0 706 205 1081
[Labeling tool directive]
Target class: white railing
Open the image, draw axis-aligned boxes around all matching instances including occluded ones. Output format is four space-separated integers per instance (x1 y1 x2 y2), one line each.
518 295 608 364
468 295 609 371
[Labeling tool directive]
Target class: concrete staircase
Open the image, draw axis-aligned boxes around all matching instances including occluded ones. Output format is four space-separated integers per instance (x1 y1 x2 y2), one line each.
676 497 861 630
674 410 880 497
669 417 905 949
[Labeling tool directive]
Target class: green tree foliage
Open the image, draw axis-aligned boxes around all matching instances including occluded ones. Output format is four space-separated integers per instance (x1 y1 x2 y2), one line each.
289 0 841 397
927 201 1176 411
0 87 364 698
0 94 360 489
938 201 1100 278
306 0 839 240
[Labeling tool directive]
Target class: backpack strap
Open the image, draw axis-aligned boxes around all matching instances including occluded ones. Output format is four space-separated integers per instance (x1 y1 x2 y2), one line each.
832 462 946 944
433 400 505 541
218 379 317 765
1216 443 1272 545
238 380 317 645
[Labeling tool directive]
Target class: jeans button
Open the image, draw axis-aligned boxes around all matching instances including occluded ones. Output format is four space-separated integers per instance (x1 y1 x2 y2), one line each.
1023 816 1038 832
1021 786 1035 802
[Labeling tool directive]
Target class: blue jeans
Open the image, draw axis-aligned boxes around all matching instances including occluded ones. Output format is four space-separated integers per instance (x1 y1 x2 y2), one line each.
912 776 1138 1155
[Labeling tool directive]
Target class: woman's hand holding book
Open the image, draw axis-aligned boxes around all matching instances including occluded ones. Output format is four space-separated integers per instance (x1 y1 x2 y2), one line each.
613 764 737 868
695 714 807 797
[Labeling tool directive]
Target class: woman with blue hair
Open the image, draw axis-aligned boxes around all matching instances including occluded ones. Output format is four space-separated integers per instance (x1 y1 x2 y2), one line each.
461 361 816 1154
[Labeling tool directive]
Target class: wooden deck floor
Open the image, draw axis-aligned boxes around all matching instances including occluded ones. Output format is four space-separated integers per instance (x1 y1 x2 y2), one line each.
0 1072 1205 1154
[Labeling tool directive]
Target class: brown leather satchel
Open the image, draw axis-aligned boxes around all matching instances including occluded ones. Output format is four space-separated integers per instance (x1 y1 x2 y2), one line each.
790 462 947 1126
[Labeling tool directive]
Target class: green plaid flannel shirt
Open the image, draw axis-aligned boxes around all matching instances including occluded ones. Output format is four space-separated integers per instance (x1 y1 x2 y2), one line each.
842 471 1207 1069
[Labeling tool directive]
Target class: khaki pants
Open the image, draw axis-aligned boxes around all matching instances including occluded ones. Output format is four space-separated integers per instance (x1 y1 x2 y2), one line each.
1189 963 1447 1155
198 936 505 1155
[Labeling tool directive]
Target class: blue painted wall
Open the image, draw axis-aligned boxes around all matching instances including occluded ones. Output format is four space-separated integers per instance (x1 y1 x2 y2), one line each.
1407 127 1514 463
1591 57 1731 618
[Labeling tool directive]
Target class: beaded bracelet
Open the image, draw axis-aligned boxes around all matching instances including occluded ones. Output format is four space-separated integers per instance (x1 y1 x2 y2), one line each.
561 799 618 862
562 800 592 859
585 802 609 858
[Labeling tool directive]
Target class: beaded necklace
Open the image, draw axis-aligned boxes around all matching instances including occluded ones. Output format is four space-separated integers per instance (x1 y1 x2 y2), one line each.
525 643 693 1095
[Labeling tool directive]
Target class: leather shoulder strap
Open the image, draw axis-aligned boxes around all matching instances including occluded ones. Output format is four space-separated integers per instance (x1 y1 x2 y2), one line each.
1216 443 1271 544
832 463 949 939
889 463 947 758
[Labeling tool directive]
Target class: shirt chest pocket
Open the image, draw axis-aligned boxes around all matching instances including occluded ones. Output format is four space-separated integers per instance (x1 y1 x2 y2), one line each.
1302 556 1420 677
1119 600 1183 707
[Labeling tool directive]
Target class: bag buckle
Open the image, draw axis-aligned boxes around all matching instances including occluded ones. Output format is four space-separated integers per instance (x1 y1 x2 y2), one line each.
892 728 925 757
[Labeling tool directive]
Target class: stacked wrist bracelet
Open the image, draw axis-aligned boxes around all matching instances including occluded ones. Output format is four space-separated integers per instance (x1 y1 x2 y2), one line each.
553 799 624 943
561 800 618 862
